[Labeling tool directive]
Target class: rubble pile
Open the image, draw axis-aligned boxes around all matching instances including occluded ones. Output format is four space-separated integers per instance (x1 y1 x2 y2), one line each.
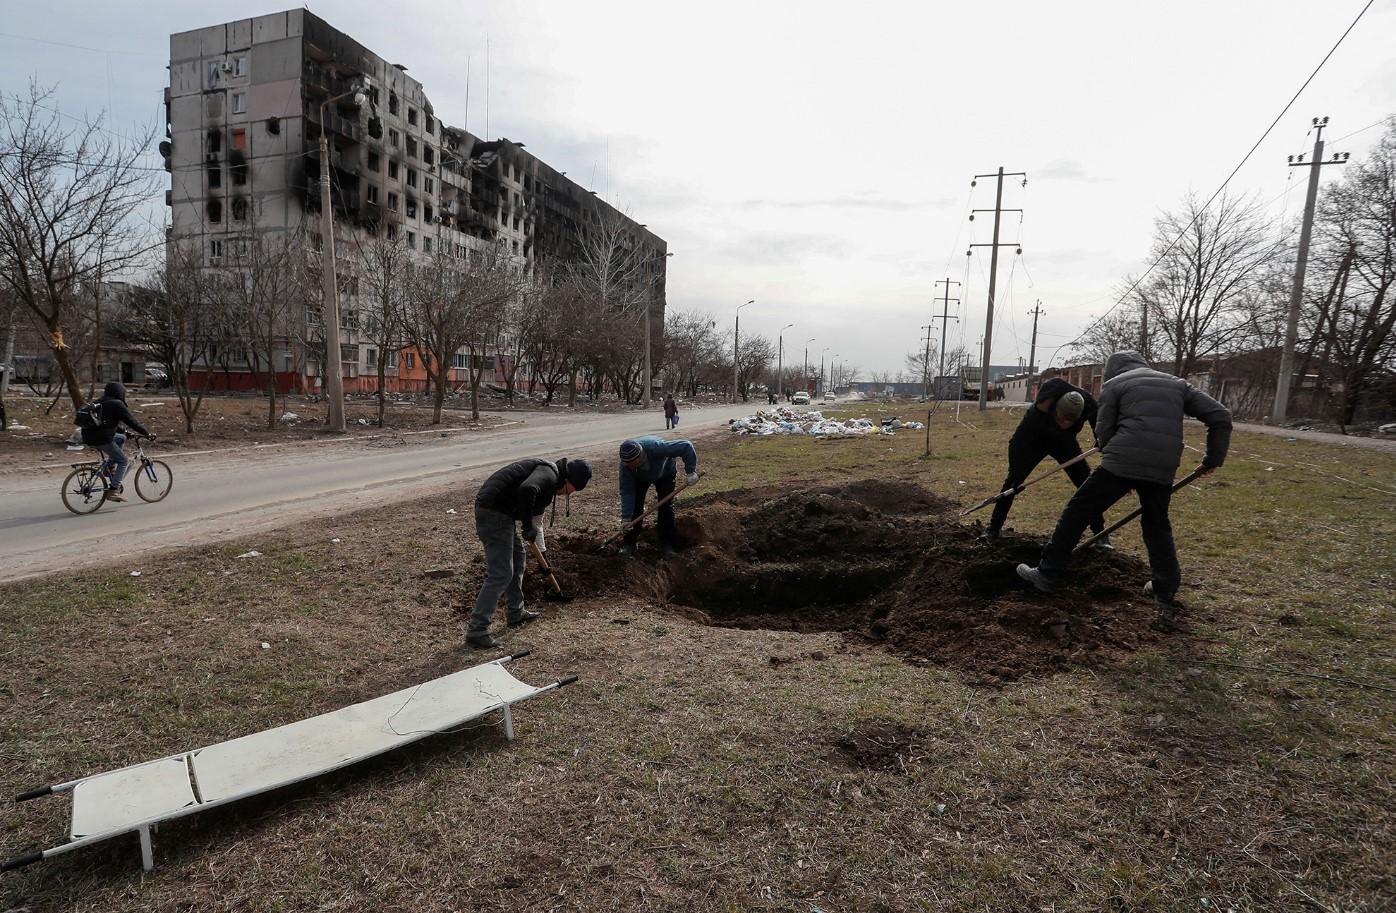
729 409 924 437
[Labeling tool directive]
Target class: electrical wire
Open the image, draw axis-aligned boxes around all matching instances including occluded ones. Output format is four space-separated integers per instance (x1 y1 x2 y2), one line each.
1048 0 1378 365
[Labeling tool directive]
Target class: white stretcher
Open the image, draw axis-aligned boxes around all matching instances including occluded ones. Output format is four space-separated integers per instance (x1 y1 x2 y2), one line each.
4 652 574 873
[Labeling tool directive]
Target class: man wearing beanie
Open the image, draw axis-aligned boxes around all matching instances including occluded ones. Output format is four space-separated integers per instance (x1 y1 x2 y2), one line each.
618 436 698 557
467 456 592 649
983 371 1107 544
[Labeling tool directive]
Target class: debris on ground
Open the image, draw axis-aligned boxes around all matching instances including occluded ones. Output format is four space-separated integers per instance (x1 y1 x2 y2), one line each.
729 409 924 437
278 412 300 424
236 550 262 559
530 478 1177 681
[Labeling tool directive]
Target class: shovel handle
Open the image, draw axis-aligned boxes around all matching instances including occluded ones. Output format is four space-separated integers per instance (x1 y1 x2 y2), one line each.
1074 468 1203 554
602 472 700 546
962 447 1099 517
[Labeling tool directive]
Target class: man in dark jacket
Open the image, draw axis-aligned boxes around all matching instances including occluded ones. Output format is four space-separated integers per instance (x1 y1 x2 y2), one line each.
1016 351 1232 611
984 374 1107 544
79 382 153 502
468 456 592 649
618 436 698 557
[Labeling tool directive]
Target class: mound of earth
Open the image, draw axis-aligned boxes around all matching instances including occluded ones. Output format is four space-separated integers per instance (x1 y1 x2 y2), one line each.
530 478 1177 680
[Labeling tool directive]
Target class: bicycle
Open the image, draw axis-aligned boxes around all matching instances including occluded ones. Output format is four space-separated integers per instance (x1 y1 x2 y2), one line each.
60 436 173 516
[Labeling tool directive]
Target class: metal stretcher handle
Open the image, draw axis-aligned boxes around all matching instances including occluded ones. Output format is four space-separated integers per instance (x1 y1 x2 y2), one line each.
504 650 531 662
1 850 43 871
557 675 579 687
14 786 52 802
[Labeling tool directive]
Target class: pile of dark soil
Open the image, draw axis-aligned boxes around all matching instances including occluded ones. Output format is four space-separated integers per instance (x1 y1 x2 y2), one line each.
532 478 1176 680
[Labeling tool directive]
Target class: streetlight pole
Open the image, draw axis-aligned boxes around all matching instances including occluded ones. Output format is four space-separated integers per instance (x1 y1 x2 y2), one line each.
317 79 369 433
732 299 753 404
819 347 829 397
643 251 674 408
776 323 793 402
803 337 815 395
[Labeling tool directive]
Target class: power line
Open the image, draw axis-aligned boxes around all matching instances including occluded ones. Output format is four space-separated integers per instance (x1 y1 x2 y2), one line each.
1049 0 1377 363
0 29 167 59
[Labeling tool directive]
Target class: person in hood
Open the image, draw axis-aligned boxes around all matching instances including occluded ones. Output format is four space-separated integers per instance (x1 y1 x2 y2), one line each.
663 394 679 429
617 436 698 557
467 456 592 649
983 372 1108 545
79 382 154 502
1016 351 1231 614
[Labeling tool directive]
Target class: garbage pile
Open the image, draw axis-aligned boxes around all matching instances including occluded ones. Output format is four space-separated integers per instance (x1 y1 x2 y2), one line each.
729 409 924 438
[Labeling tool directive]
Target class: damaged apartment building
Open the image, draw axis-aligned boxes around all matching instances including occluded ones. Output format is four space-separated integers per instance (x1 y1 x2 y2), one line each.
164 8 667 393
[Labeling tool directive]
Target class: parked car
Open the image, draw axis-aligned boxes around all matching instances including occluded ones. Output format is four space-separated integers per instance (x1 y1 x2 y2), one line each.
823 391 836 403
791 391 811 405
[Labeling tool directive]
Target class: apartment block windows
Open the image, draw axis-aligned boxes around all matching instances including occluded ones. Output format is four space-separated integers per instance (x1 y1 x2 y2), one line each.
388 92 398 115
388 128 399 148
387 192 399 212
232 92 246 114
233 55 247 76
406 137 417 159
367 150 380 172
232 197 247 221
209 239 223 259
403 352 415 370
231 128 247 151
366 184 378 204
423 146 433 166
425 115 434 135
388 160 399 180
407 107 417 126
406 169 417 188
424 177 433 195
406 199 417 219
369 86 381 107
207 164 221 188
407 231 416 249
424 203 433 223
423 237 432 254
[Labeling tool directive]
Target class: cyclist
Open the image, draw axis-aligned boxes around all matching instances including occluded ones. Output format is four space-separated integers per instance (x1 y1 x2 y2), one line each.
79 382 154 502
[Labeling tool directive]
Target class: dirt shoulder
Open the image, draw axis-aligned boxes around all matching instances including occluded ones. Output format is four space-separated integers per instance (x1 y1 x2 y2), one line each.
2 410 1393 912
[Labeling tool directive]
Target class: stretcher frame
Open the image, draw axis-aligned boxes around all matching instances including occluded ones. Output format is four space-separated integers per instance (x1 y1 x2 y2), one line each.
3 651 574 873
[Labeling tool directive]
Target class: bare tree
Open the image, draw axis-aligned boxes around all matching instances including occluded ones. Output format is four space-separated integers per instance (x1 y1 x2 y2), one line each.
1127 191 1281 377
222 232 306 429
355 229 411 426
459 242 522 421
736 335 775 402
0 83 157 411
118 242 219 433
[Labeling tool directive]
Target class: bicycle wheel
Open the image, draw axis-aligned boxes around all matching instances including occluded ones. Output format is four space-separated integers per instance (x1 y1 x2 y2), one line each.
135 459 174 503
61 467 106 515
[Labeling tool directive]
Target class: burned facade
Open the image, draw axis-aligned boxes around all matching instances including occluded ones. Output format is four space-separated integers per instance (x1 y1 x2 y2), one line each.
165 9 667 393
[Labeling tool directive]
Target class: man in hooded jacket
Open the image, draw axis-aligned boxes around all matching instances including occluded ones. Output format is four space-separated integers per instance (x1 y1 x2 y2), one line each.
1016 351 1231 611
78 382 153 502
468 456 592 649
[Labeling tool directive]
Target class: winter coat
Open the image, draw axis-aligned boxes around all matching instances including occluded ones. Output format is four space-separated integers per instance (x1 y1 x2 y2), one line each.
619 436 697 518
1095 351 1232 485
663 398 678 418
1011 377 1097 447
474 458 566 536
80 382 150 446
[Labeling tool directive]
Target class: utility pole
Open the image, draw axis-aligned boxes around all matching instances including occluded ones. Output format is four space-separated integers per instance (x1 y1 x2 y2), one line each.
970 167 1026 410
776 323 793 402
733 299 752 404
803 338 815 394
931 277 960 400
1273 117 1349 425
0 319 14 400
1026 299 1044 402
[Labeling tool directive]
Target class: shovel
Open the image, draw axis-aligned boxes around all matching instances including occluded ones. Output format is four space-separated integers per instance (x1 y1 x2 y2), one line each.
1073 467 1204 554
528 541 574 602
602 472 702 548
961 447 1099 517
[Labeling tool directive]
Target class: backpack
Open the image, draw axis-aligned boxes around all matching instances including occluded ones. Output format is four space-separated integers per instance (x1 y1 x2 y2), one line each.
74 401 104 430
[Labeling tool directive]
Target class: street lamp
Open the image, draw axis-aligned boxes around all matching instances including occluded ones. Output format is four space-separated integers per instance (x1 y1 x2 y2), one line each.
819 346 829 396
317 76 371 434
803 337 815 395
733 299 753 404
777 323 794 402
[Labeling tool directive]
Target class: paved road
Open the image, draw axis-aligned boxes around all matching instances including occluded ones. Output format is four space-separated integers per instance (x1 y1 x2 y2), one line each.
0 405 745 583
1232 422 1396 454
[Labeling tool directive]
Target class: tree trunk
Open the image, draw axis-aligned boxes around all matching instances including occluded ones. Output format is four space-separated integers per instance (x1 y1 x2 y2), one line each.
377 355 388 427
432 369 446 424
51 335 85 412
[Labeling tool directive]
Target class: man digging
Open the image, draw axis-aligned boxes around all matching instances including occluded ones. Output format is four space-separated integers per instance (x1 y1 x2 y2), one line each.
982 371 1108 546
467 456 593 649
618 437 699 557
1016 351 1231 619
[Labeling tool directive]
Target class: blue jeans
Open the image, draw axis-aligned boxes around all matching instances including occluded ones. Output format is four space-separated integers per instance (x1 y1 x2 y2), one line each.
97 433 128 488
469 508 527 635
1038 467 1181 598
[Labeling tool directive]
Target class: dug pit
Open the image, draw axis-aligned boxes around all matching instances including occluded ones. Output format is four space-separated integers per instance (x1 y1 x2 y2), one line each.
533 479 1178 680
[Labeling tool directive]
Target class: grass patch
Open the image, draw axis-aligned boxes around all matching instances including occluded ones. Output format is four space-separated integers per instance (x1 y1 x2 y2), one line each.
2 406 1393 911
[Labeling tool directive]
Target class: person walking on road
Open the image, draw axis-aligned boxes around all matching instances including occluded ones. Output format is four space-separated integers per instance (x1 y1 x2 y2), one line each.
467 456 592 649
618 436 698 557
1016 351 1232 615
983 373 1107 545
77 382 154 503
663 394 679 430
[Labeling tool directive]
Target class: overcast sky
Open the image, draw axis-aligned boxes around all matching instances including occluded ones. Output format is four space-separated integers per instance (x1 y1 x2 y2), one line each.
3 1 1394 375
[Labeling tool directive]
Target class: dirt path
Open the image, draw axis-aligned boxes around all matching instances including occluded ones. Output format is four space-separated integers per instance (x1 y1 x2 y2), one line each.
1233 421 1396 454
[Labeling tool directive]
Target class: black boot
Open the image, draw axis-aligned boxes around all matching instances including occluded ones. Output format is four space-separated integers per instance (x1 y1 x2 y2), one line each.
508 610 541 628
466 632 500 649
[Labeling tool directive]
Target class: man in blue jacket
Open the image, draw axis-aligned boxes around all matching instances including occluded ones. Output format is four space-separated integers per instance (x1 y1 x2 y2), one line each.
618 437 698 557
78 382 154 502
1016 351 1231 612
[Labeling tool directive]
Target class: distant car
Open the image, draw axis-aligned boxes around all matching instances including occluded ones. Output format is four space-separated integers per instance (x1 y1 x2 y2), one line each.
823 392 836 403
791 391 811 405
